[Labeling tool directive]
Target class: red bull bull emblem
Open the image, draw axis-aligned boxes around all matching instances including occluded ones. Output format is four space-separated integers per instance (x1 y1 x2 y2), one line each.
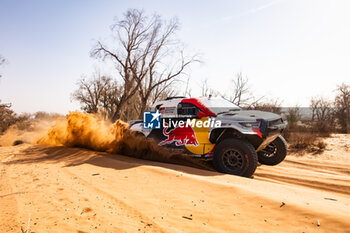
159 122 199 146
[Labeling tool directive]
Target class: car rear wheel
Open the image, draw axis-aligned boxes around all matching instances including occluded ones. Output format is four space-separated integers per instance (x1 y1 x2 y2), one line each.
258 135 287 165
213 138 258 177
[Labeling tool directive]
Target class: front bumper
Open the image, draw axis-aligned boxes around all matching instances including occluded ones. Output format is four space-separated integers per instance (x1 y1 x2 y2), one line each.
248 118 287 151
258 118 287 151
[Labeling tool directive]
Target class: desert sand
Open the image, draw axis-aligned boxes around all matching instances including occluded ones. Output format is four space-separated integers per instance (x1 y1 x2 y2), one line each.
1 135 350 233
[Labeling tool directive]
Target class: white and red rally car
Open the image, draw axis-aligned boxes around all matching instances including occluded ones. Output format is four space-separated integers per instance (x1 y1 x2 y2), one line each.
130 96 287 177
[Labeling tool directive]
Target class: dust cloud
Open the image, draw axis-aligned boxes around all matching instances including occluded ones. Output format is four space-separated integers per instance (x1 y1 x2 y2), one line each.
0 111 211 170
0 117 58 146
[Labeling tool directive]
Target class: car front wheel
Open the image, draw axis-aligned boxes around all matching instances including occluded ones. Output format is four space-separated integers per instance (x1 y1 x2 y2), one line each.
258 135 287 165
213 138 258 177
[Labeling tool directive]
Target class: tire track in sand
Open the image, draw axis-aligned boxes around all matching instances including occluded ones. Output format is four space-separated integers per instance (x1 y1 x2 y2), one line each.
61 167 167 233
0 157 20 232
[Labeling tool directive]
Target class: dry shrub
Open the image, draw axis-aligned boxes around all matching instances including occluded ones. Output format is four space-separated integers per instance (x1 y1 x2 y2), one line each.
313 140 327 152
0 116 61 146
282 123 308 141
0 102 17 133
283 124 327 154
34 111 62 120
12 113 32 130
286 132 316 150
310 121 332 137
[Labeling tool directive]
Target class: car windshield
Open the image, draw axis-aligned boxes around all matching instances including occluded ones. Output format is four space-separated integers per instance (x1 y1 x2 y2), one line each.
200 98 241 114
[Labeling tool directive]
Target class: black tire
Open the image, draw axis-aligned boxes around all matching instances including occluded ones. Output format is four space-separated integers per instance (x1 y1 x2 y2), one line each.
258 135 287 166
213 138 258 177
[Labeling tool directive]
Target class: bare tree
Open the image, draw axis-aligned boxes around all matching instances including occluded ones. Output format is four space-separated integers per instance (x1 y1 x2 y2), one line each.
200 78 210 96
183 77 192 97
137 51 198 118
149 80 177 105
309 96 334 134
119 94 142 121
286 106 301 125
334 83 350 133
228 72 253 106
310 96 333 122
72 72 179 121
200 78 218 97
72 71 121 120
222 72 264 108
0 54 13 133
249 99 282 114
0 101 16 133
91 9 197 121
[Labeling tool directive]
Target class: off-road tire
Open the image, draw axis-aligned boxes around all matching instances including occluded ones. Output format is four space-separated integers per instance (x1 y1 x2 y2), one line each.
213 138 258 177
258 135 287 166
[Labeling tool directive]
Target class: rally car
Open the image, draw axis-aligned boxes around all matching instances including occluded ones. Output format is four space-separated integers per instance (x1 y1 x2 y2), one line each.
129 96 288 177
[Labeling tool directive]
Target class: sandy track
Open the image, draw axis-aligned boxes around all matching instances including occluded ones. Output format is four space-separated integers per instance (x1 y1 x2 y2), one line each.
1 144 350 233
255 159 350 195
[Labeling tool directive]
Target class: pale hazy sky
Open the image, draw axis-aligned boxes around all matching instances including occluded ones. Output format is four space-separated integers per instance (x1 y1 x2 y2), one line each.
0 0 350 114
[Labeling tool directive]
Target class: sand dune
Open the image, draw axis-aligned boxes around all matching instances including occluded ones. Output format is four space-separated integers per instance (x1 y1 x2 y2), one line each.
1 140 350 232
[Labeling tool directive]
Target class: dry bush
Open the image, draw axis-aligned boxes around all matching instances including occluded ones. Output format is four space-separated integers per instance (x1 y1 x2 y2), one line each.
0 102 16 133
34 111 62 120
0 110 63 146
285 131 327 154
310 121 332 137
286 132 316 150
282 123 308 140
285 107 301 124
283 124 327 154
0 101 39 134
282 99 333 154
314 140 327 152
14 113 32 130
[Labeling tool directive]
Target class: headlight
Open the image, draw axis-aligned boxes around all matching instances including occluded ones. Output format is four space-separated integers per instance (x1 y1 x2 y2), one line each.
239 121 260 128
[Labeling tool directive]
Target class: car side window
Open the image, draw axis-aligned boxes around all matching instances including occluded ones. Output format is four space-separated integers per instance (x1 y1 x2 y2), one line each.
177 103 198 117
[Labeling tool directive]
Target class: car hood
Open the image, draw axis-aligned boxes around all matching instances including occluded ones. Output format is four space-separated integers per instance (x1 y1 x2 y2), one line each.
215 110 282 122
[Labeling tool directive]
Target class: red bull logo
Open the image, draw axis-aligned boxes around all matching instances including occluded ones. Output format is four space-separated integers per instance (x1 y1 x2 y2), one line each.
159 122 199 146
